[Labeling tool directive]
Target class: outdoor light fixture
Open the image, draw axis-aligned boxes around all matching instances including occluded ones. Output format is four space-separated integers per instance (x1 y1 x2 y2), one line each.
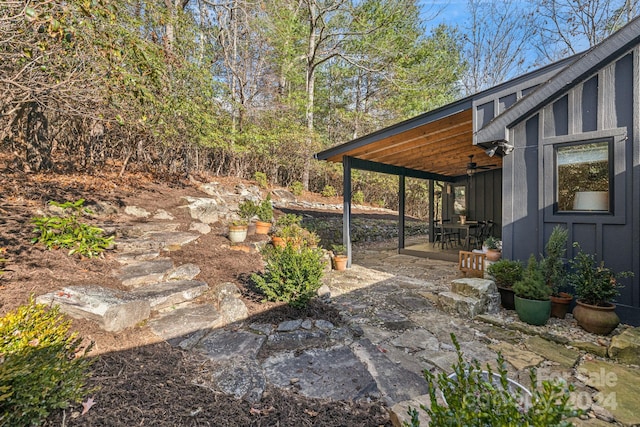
485 141 515 156
485 146 498 157
466 166 476 176
501 142 515 154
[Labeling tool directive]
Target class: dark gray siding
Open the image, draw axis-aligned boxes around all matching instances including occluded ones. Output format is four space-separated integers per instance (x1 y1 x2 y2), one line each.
505 50 639 324
468 169 503 237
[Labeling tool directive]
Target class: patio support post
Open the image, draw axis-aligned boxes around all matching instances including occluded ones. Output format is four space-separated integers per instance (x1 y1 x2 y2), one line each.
399 173 405 251
342 155 352 267
428 180 435 243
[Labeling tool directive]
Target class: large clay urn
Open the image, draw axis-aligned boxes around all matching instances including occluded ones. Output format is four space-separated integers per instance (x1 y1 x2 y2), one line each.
573 300 620 335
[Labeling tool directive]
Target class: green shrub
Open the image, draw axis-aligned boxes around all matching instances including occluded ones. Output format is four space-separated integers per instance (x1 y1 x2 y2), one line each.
289 181 304 196
253 171 268 189
251 245 325 308
238 199 258 222
256 195 274 222
513 255 551 301
321 185 337 198
406 333 579 427
0 298 94 426
487 259 523 288
31 199 113 258
352 190 365 205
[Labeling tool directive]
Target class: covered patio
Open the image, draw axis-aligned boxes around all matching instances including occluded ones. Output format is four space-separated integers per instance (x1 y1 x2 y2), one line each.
314 55 576 265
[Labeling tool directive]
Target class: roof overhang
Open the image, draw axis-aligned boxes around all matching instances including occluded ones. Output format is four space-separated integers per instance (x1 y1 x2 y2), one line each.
315 98 501 179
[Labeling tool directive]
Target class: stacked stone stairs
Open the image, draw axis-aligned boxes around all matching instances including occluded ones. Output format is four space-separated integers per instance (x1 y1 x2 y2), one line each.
37 213 248 338
438 277 500 318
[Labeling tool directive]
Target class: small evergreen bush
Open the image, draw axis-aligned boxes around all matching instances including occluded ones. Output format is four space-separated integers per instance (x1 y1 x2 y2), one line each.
31 199 113 258
253 171 268 189
352 190 365 205
321 185 337 198
251 245 325 308
0 298 94 426
487 259 523 288
513 255 551 301
406 333 579 427
256 195 273 222
289 181 304 196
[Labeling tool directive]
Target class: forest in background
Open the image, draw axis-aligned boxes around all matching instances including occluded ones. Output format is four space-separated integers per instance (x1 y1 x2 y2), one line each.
2 0 638 217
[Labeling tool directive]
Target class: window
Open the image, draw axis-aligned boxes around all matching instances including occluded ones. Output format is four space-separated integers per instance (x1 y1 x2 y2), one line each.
556 140 611 212
454 185 466 214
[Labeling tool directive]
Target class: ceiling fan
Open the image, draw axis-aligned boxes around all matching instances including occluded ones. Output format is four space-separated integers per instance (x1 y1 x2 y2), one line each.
466 154 496 176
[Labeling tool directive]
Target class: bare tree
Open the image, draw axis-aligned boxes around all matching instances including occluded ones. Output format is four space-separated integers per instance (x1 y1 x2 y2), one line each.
534 0 639 62
460 0 537 94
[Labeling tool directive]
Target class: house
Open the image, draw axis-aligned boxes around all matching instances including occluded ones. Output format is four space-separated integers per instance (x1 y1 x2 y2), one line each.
315 18 640 325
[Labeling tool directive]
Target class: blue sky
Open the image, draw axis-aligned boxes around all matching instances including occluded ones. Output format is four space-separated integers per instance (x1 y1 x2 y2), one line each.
419 0 469 30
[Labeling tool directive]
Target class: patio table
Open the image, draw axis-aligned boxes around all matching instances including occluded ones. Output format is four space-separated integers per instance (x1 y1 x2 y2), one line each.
443 221 479 251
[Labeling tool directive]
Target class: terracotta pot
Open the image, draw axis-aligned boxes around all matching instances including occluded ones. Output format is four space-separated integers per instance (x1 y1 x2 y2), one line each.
573 300 620 335
333 255 348 271
255 220 271 235
550 292 573 319
271 236 286 248
497 286 515 310
228 225 248 243
485 249 502 261
514 295 551 326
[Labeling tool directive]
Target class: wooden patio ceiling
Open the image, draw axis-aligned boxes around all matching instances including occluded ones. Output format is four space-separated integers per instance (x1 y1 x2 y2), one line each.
316 106 502 179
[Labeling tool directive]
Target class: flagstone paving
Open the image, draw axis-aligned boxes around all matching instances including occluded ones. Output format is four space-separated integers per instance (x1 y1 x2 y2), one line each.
36 189 640 426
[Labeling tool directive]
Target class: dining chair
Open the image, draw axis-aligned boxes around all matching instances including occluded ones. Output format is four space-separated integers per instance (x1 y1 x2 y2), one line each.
467 221 486 249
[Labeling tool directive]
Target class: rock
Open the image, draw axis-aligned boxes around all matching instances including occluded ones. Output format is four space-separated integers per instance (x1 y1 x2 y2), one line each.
300 319 313 330
249 323 274 335
450 278 500 314
211 282 241 303
147 231 200 250
116 250 161 264
351 339 430 406
314 320 335 331
374 309 412 330
389 394 432 427
37 286 150 332
262 346 379 402
489 342 544 371
608 327 640 365
277 319 302 332
439 292 483 318
265 329 329 351
129 280 209 310
189 222 211 235
149 304 223 342
316 284 331 299
116 238 164 253
219 295 248 323
152 209 174 220
124 205 151 218
570 341 609 358
524 336 581 369
198 357 266 403
271 189 297 203
183 197 223 224
115 258 174 289
166 263 201 281
197 329 266 361
591 404 615 423
391 329 439 352
88 201 120 216
577 359 640 426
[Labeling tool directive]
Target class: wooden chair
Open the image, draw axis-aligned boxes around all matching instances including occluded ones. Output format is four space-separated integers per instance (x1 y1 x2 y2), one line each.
458 250 486 278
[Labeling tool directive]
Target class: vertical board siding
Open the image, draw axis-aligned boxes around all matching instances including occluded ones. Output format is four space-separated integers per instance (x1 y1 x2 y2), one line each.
477 101 495 128
508 50 639 322
582 76 598 132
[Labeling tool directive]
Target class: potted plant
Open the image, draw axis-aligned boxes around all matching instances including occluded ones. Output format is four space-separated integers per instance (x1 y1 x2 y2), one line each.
512 255 551 325
487 259 523 310
228 219 249 243
255 195 273 235
484 236 501 261
271 214 302 247
569 243 633 335
540 226 572 318
330 244 348 271
408 333 580 426
458 209 467 225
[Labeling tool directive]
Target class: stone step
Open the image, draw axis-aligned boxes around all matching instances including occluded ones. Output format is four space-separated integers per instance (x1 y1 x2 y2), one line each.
438 291 483 318
608 327 640 365
149 303 224 343
36 285 150 332
129 280 209 311
116 238 165 253
116 249 161 264
115 258 175 289
118 222 181 238
146 231 200 251
449 278 500 315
